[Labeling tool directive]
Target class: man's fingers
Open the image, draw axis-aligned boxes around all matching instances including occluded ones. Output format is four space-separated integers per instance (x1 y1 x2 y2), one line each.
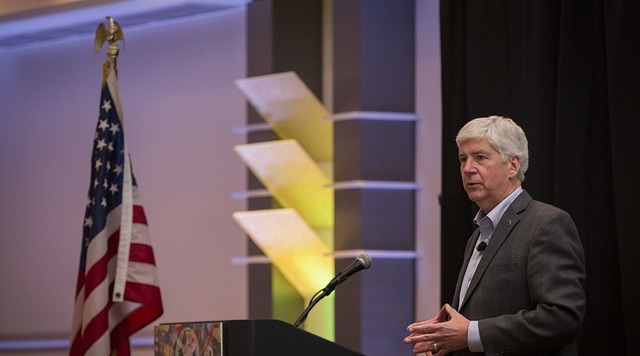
444 303 458 315
407 318 439 330
404 332 436 345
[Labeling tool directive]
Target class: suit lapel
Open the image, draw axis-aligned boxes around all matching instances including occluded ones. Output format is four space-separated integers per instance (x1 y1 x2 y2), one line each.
458 191 532 309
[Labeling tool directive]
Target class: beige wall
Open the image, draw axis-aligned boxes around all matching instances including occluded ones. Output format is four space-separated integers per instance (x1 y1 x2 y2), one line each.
0 7 248 355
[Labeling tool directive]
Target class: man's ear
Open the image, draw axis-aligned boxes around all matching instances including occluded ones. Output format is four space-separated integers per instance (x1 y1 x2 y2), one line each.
509 155 521 178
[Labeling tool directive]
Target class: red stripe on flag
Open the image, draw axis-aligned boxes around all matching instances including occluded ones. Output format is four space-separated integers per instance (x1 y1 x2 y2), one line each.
124 282 163 305
111 290 163 345
69 328 82 355
79 301 111 353
129 243 156 264
133 205 147 225
83 230 119 297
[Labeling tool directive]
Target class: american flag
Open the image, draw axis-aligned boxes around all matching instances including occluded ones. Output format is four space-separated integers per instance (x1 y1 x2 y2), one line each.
70 64 163 355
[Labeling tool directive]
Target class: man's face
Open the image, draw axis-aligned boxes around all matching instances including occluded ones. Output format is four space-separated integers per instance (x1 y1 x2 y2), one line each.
458 138 520 212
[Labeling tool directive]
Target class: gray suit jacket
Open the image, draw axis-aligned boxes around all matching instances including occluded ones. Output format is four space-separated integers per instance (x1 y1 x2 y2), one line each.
451 190 586 356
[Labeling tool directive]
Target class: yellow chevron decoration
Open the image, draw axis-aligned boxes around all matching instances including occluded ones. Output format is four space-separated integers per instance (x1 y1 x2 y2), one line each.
235 71 332 163
233 72 334 340
234 139 333 229
232 209 333 299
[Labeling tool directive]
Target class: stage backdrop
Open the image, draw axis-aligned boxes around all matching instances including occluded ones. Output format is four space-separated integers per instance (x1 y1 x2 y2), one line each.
439 1 640 354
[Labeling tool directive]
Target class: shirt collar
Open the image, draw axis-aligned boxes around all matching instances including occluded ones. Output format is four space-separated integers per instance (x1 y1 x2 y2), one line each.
474 186 523 228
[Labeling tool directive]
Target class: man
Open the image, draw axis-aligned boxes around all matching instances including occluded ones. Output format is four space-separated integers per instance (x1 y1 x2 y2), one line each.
404 116 586 355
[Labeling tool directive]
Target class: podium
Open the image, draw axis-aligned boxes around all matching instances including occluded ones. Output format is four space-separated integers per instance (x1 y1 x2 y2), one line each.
155 319 363 356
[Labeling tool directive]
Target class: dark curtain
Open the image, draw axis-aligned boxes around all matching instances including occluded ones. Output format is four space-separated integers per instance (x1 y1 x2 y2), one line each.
439 0 640 354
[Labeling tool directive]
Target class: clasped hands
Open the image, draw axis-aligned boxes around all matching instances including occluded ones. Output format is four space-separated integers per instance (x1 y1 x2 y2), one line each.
403 304 470 355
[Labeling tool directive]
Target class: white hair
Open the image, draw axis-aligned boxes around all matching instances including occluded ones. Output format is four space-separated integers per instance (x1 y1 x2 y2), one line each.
456 115 529 182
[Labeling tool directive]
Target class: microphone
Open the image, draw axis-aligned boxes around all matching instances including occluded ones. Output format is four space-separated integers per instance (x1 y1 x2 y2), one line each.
476 241 487 251
323 253 372 294
293 254 372 327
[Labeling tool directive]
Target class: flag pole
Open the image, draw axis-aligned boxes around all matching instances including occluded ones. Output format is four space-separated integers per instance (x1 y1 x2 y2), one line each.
94 16 133 303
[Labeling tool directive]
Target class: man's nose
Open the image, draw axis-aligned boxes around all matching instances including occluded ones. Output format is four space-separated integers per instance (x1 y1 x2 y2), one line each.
462 160 476 173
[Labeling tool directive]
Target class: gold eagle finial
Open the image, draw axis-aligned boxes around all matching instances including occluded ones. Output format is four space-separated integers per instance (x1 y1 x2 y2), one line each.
94 16 125 56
